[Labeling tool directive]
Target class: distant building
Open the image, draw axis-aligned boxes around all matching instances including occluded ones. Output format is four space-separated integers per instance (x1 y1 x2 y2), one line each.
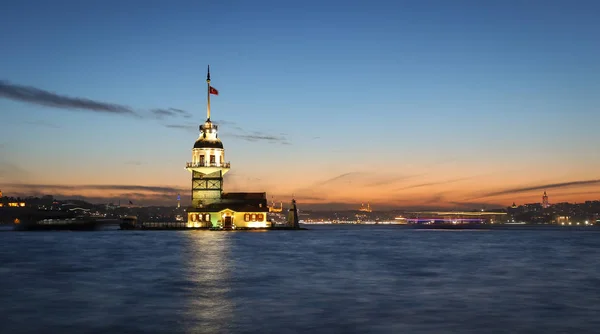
404 211 507 224
359 203 372 212
269 198 283 213
556 216 570 225
524 203 543 212
542 191 549 208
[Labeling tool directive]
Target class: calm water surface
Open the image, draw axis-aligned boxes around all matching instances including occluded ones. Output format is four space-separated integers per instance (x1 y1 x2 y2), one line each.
1 225 599 333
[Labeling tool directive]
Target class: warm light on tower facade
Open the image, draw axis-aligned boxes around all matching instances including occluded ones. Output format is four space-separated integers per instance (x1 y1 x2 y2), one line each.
185 120 230 208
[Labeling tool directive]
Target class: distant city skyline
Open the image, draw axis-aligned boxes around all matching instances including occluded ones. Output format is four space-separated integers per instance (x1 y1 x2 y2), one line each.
0 187 594 211
0 189 600 214
1 1 600 209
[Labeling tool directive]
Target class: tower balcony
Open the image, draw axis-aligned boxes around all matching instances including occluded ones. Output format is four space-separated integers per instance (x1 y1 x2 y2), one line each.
200 122 218 131
186 161 231 176
186 162 231 168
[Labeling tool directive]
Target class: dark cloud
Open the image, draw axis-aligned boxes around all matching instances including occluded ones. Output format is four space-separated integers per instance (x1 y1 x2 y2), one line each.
227 134 290 145
169 108 192 118
4 183 186 194
4 191 183 207
214 119 237 125
265 194 328 205
479 179 600 198
82 184 186 194
151 108 192 119
387 193 450 209
295 200 459 211
294 202 357 210
164 119 290 144
396 173 494 191
320 172 363 185
228 129 290 144
423 193 446 204
369 174 424 187
288 172 362 202
165 124 197 131
0 80 190 120
118 192 177 201
396 177 468 191
447 201 506 210
544 190 600 198
0 80 137 115
3 180 186 206
294 195 328 202
165 122 242 133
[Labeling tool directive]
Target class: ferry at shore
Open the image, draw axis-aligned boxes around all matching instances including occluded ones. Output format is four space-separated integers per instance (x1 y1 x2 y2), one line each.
15 216 100 231
5 209 117 231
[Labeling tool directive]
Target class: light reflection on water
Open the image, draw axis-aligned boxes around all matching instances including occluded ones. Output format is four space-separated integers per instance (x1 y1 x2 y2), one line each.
1 226 600 333
182 231 233 333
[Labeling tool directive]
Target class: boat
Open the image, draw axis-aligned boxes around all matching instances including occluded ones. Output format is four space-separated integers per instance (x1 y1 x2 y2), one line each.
12 210 101 231
410 222 488 230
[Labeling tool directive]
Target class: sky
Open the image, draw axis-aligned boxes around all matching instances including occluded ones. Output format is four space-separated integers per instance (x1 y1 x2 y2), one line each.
1 0 599 210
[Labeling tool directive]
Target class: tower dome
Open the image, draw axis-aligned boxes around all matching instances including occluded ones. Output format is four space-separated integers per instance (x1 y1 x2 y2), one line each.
193 139 223 149
193 120 223 149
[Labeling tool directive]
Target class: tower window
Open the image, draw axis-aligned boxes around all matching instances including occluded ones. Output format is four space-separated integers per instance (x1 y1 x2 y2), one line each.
252 214 256 221
210 155 216 164
244 214 250 222
204 214 211 222
200 155 205 165
258 214 264 221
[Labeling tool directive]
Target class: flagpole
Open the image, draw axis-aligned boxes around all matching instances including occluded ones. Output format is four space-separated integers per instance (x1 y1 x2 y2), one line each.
207 65 211 120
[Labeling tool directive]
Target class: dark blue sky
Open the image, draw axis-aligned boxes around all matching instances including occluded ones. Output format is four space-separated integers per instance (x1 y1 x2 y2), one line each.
1 0 599 207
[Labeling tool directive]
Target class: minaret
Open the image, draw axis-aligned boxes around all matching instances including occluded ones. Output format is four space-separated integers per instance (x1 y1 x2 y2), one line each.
185 66 230 208
177 193 181 208
542 191 549 208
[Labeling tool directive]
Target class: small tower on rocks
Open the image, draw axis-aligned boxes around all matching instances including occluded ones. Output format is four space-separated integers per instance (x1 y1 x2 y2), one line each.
287 199 300 229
